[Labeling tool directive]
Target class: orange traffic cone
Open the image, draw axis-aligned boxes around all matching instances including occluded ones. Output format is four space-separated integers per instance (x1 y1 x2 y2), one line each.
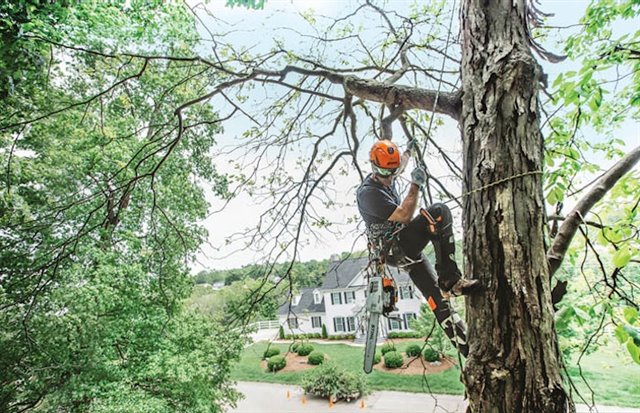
329 398 334 408
301 395 307 405
360 399 366 409
286 390 291 399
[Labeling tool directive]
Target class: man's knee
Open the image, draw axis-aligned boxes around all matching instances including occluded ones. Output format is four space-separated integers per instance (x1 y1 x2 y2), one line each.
420 203 453 235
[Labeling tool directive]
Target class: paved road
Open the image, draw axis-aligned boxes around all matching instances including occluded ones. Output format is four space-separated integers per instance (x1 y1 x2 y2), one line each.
230 381 640 413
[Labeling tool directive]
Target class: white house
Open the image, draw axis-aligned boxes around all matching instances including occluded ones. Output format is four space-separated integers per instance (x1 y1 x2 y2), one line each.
278 256 424 339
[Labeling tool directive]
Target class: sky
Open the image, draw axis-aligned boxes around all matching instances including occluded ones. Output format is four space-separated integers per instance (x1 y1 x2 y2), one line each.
188 0 640 272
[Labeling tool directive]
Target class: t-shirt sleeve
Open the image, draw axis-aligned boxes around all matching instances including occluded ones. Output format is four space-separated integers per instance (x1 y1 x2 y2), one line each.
358 186 398 222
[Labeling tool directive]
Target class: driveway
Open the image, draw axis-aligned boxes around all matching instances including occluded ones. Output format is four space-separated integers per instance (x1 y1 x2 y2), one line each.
230 381 640 413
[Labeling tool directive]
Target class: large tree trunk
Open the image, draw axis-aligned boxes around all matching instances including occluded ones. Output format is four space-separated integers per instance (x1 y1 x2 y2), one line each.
460 1 573 412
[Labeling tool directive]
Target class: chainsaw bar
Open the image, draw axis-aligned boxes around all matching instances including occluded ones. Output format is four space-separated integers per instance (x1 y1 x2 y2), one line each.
363 276 383 374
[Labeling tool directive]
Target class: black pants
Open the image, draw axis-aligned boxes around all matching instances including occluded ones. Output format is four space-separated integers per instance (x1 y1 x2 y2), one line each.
386 203 469 356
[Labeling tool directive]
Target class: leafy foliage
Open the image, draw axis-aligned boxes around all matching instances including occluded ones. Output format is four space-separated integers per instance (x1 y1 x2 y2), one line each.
383 351 404 369
263 347 281 359
194 259 330 288
405 344 422 358
423 347 440 362
267 355 287 372
614 307 640 364
307 351 325 365
0 3 245 412
380 342 396 355
296 343 315 356
301 362 368 402
410 305 452 354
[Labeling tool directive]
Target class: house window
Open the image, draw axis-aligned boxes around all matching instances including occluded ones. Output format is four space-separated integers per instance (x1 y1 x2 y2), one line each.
346 316 356 332
331 292 342 305
288 317 299 329
403 313 417 329
311 316 322 328
399 285 414 300
333 317 345 332
388 317 402 331
344 290 356 304
313 291 321 304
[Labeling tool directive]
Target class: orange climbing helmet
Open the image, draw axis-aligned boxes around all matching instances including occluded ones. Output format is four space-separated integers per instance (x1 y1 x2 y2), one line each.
369 139 400 176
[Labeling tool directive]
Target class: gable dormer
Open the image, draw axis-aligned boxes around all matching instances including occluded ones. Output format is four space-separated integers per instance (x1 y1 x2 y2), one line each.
292 294 301 306
313 289 321 305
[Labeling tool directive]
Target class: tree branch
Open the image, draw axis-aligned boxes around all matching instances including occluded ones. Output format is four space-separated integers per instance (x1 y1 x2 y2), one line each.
547 145 640 276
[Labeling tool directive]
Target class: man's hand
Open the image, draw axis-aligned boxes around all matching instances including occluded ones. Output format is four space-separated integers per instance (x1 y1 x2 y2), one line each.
411 167 427 188
406 139 418 154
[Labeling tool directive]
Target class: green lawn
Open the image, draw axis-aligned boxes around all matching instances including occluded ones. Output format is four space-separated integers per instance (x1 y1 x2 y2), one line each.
231 340 640 408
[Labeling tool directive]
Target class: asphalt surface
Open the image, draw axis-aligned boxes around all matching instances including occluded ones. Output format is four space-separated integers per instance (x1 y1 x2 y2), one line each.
230 381 640 413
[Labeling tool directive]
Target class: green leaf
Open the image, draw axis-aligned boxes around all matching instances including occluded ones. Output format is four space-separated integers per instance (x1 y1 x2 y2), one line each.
612 248 631 268
624 307 639 324
615 324 629 343
623 325 640 347
626 339 640 365
574 306 590 324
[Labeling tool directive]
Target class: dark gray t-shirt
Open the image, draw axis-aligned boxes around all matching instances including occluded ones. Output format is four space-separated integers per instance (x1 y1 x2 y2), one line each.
356 174 402 243
357 174 400 224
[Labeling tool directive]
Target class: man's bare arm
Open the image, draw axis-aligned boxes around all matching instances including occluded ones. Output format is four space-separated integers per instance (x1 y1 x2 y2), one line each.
388 183 420 225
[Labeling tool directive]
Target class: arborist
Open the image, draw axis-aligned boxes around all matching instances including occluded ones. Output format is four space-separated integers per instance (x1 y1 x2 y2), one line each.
356 139 481 356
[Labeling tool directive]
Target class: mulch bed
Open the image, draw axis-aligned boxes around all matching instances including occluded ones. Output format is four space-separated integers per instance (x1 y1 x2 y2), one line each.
373 356 456 375
260 351 455 375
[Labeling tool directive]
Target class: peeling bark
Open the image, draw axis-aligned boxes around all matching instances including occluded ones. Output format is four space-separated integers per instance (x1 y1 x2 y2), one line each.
460 1 572 412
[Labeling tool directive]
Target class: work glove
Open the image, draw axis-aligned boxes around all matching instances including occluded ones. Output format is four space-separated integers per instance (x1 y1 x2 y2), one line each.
411 167 427 188
406 139 418 154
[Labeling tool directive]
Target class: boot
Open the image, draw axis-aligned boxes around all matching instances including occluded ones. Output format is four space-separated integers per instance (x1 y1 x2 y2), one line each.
441 278 482 299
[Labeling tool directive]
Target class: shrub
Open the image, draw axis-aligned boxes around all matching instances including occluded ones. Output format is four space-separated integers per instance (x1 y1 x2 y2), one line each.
291 342 300 352
373 351 382 365
405 344 422 358
267 355 286 372
388 331 422 339
380 342 396 355
423 347 440 362
296 343 314 356
321 324 328 338
307 351 325 365
278 325 285 339
302 362 368 402
384 351 404 369
263 347 280 359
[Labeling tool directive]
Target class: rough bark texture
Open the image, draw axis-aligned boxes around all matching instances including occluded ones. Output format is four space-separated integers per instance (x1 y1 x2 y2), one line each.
460 1 573 412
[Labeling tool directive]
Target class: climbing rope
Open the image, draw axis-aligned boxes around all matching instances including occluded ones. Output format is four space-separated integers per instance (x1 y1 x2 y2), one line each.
443 170 544 207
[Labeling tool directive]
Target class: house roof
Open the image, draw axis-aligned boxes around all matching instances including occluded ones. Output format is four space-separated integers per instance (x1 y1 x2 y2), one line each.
321 256 413 289
321 256 369 289
277 287 325 315
278 257 415 315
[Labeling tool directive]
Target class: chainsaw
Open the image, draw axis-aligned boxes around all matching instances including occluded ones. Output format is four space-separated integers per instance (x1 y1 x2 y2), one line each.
363 256 399 374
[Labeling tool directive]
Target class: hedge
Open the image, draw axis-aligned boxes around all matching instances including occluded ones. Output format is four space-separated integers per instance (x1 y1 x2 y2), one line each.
373 351 382 365
423 347 440 362
307 351 325 365
263 347 281 359
387 331 422 339
296 343 315 356
380 342 396 355
267 355 287 372
302 362 368 402
405 344 422 358
383 351 403 369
